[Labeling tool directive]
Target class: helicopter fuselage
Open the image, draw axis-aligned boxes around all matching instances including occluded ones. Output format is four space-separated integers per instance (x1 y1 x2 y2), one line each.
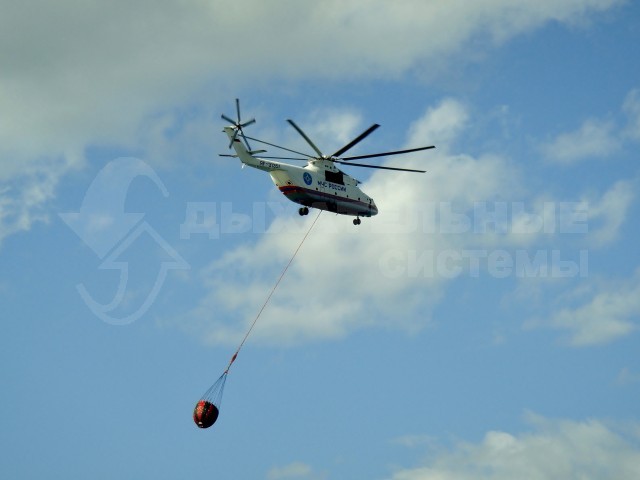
224 126 378 218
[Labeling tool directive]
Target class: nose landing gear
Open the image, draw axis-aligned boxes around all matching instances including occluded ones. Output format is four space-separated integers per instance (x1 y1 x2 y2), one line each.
298 207 310 216
353 217 361 225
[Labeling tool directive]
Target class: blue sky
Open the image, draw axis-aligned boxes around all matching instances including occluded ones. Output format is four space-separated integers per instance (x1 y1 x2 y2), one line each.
2 1 640 478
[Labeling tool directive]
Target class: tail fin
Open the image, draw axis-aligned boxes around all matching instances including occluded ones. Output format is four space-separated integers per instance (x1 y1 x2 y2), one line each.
222 127 262 168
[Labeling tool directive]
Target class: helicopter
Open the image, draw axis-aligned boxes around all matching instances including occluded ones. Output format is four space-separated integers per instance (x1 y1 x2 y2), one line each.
221 99 435 225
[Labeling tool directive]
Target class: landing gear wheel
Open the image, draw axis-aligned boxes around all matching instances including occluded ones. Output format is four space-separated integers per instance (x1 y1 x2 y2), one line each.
353 217 361 225
298 207 309 216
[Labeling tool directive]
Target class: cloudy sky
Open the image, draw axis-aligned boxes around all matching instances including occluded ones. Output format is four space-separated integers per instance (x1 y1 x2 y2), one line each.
2 1 640 478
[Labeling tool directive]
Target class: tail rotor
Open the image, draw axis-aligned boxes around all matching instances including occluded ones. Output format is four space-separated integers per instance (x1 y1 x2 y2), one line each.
222 98 256 149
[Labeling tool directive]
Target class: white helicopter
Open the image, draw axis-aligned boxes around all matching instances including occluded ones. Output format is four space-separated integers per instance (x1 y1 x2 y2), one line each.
221 99 435 225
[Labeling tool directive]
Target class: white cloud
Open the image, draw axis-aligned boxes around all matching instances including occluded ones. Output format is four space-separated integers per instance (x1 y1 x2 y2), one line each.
267 462 323 480
485 178 634 251
615 367 640 386
0 157 75 247
542 86 640 164
407 99 469 150
583 179 635 247
527 269 640 346
391 434 435 449
1 0 625 163
305 110 365 150
622 88 640 140
170 93 637 347
542 117 620 164
0 0 625 245
389 414 640 480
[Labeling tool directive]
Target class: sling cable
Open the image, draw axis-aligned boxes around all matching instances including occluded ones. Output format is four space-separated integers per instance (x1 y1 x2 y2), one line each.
193 211 322 428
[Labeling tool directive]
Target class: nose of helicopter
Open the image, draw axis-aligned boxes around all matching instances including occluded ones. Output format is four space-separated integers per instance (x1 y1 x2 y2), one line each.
370 200 379 216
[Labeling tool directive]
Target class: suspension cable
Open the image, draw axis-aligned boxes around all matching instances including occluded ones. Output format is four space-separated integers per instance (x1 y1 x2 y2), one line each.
224 210 322 373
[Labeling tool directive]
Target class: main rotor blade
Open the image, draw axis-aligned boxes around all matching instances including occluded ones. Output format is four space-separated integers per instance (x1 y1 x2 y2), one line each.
286 119 324 158
235 98 241 123
333 159 425 173
244 135 314 158
257 156 309 161
341 145 435 161
330 124 380 158
240 118 256 128
239 131 253 151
